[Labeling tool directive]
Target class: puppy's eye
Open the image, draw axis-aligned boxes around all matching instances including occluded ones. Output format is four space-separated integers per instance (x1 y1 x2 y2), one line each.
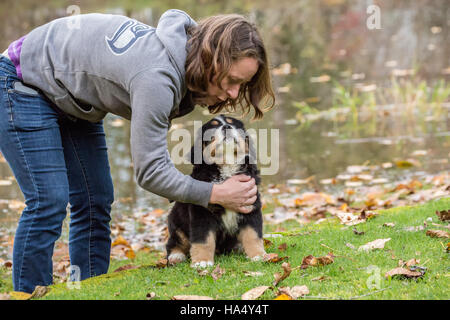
211 120 219 125
225 118 233 124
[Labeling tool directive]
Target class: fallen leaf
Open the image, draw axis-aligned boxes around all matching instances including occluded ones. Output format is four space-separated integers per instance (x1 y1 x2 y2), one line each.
274 293 292 300
405 258 420 267
301 252 335 269
383 222 395 228
211 264 225 281
273 262 292 286
278 285 309 299
30 286 50 299
172 295 214 300
426 230 449 238
155 258 168 268
278 243 287 251
243 271 264 277
111 235 129 247
352 227 365 235
311 275 328 281
146 292 156 300
9 291 32 300
263 253 288 263
113 264 138 273
358 238 391 251
435 210 450 222
385 267 424 279
125 249 136 259
241 286 270 300
263 238 273 248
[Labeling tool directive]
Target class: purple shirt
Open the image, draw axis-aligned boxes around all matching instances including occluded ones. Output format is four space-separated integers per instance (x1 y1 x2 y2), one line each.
7 35 26 80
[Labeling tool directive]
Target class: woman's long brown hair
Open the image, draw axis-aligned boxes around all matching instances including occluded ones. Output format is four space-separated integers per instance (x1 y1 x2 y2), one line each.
185 14 275 120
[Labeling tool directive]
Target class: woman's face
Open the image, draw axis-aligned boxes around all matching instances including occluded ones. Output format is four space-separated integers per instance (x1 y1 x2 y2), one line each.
197 57 259 107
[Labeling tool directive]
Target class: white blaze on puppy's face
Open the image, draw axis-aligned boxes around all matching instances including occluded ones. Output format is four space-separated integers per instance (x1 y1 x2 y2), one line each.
202 116 247 166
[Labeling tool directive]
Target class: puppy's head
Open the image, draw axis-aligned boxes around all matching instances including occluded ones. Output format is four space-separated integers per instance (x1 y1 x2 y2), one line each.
190 115 252 166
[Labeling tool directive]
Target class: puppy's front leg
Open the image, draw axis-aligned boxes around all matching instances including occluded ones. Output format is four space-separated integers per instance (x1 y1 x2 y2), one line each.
238 226 266 261
190 231 216 268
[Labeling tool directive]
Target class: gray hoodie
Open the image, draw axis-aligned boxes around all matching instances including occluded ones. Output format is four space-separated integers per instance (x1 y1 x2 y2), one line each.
19 9 213 208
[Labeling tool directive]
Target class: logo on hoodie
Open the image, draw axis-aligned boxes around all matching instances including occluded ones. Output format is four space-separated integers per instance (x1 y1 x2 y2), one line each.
105 20 152 55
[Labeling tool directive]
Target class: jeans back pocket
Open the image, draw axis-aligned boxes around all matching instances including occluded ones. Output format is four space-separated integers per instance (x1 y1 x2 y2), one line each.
6 79 54 131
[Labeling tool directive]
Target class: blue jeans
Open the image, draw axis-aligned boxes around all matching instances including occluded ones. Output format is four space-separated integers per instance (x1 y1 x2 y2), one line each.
0 56 114 293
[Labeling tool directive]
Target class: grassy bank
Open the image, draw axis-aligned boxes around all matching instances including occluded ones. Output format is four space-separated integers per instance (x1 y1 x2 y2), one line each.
1 197 449 300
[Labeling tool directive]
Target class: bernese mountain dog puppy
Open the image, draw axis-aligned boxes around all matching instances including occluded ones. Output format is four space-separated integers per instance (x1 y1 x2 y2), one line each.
166 115 266 268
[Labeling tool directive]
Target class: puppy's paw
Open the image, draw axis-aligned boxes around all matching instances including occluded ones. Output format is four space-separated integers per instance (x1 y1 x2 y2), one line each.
250 255 264 261
190 260 214 269
249 252 267 261
168 252 187 265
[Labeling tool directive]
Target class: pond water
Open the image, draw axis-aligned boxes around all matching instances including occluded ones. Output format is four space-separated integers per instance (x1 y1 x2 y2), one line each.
0 1 449 259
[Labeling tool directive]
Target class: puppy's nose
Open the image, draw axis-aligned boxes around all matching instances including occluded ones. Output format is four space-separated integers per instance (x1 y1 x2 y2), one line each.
222 124 232 131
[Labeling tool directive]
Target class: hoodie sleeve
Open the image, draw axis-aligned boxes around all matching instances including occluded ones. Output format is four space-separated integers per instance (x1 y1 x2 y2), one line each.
129 67 213 208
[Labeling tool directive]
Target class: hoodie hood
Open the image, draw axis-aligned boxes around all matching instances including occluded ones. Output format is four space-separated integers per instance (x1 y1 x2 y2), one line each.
155 9 197 93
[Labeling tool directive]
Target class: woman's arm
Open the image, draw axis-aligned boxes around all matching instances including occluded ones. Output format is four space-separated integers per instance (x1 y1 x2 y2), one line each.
129 67 213 208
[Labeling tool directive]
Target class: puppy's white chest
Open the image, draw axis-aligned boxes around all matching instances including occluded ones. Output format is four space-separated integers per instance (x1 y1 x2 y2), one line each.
222 209 239 234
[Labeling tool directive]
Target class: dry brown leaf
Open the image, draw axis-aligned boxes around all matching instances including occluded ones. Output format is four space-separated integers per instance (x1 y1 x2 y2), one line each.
383 222 395 228
311 275 328 281
111 235 129 247
243 271 264 277
155 258 168 268
358 238 391 251
301 252 335 269
172 295 214 300
113 264 139 273
263 253 288 263
385 267 423 279
211 264 225 281
241 286 270 300
278 243 287 251
30 286 50 299
435 210 450 222
426 229 449 238
263 238 273 248
146 292 156 300
273 262 292 286
352 228 365 235
278 285 309 299
405 258 420 267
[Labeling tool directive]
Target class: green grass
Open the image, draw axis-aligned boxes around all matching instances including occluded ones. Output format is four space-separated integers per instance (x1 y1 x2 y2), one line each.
2 197 449 300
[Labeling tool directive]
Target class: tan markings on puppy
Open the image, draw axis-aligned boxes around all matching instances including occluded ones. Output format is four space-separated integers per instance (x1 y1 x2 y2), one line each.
176 229 191 253
167 230 190 265
190 231 216 266
238 226 266 260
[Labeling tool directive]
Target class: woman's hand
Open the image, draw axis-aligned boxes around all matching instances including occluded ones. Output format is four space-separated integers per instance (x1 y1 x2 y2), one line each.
209 174 257 214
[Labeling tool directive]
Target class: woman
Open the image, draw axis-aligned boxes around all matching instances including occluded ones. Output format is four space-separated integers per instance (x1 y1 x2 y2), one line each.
0 9 274 293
